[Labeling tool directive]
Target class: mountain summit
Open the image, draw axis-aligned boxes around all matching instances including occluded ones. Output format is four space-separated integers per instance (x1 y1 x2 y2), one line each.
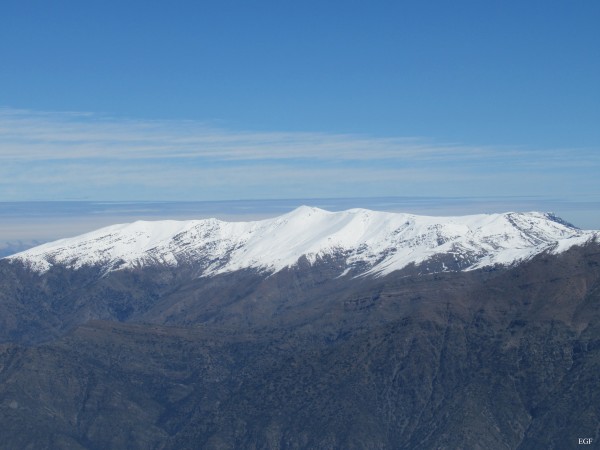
7 206 597 277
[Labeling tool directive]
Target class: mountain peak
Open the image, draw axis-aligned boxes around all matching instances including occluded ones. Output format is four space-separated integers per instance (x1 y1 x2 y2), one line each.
6 208 598 277
282 205 328 217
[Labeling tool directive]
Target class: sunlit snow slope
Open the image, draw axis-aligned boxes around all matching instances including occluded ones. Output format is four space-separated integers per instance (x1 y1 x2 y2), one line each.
6 206 598 277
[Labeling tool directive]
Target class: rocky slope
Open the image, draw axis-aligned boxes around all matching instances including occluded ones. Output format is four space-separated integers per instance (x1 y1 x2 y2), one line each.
1 243 599 449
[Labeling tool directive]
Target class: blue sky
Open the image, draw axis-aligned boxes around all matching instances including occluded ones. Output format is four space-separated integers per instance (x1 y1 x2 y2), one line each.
1 0 599 243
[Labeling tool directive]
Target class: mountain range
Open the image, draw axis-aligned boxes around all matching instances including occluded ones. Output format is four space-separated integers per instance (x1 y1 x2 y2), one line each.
1 207 599 449
8 206 596 277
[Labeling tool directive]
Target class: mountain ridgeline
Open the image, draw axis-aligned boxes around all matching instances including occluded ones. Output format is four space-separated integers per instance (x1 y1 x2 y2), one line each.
1 207 599 449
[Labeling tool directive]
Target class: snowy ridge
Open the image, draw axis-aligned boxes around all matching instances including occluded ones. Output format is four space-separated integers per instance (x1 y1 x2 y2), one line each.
5 206 599 277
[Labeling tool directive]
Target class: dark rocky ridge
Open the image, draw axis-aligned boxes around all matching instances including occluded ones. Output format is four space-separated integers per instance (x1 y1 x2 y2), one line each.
0 243 599 448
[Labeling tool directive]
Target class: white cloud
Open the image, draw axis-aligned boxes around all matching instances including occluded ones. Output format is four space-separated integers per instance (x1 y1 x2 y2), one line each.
0 107 598 202
0 107 522 163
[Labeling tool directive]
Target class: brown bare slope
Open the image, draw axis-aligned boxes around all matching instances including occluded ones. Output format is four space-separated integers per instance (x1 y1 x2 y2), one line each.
0 243 599 448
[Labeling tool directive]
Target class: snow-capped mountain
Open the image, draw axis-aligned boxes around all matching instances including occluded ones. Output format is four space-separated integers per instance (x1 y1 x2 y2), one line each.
3 209 600 449
6 206 598 277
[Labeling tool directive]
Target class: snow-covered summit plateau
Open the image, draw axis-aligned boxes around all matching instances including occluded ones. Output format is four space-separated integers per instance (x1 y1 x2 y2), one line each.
6 206 599 277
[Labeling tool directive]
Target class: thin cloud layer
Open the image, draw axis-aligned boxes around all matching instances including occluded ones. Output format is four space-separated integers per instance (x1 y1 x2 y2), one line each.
1 107 598 202
0 107 531 162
